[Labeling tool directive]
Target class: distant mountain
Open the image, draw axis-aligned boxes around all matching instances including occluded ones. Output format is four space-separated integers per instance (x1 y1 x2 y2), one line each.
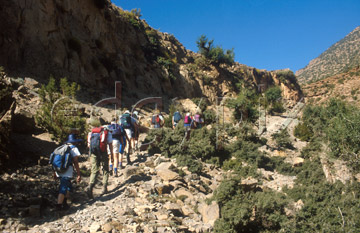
303 66 360 106
296 26 360 84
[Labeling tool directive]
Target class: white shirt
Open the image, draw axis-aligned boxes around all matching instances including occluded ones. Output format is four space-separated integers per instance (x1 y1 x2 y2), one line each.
55 145 81 178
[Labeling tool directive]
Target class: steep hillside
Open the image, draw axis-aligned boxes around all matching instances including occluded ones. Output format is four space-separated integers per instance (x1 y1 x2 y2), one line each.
0 0 302 106
296 26 360 84
303 66 360 106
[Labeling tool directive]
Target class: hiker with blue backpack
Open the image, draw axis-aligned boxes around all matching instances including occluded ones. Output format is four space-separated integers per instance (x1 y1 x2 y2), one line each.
151 110 164 128
86 124 113 199
172 111 182 129
107 119 126 177
50 134 82 211
119 110 133 165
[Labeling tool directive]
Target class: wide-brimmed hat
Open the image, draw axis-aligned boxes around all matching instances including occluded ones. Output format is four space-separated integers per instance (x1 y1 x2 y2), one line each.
65 134 83 144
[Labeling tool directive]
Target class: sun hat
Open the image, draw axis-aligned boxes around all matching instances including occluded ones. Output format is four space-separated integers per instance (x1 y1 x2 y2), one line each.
124 110 130 114
65 134 83 144
186 112 190 116
133 111 139 116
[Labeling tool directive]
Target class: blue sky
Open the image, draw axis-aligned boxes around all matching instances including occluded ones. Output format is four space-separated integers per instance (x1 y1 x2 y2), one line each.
113 0 360 72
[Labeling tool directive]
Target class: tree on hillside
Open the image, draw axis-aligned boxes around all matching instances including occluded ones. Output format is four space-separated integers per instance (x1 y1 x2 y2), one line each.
265 86 285 114
196 35 235 66
35 77 86 142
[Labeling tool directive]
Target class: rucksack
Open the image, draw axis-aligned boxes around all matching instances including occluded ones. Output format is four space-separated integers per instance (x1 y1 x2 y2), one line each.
194 114 201 123
156 115 160 123
49 144 73 173
89 127 108 154
109 123 123 136
184 115 191 124
151 115 158 125
120 113 132 129
173 111 181 123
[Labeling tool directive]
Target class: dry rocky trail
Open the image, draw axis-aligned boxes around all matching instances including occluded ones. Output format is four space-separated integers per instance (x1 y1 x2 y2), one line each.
0 102 313 233
0 73 354 232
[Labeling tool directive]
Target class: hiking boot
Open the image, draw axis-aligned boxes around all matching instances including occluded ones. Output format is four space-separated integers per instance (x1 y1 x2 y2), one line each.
86 185 94 199
101 186 108 195
126 153 132 165
62 202 70 211
55 204 63 211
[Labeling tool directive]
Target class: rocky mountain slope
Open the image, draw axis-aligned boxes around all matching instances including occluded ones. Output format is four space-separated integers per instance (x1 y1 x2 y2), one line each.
0 0 302 106
296 26 360 84
302 66 360 106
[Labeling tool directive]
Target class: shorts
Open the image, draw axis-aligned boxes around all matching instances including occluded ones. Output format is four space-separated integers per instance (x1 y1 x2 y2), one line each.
119 136 126 154
125 129 132 139
59 177 72 195
107 139 120 154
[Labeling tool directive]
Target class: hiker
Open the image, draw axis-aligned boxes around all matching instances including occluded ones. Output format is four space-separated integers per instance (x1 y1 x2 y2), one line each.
119 110 133 164
193 111 204 129
131 111 140 151
183 112 193 129
118 123 131 169
172 111 182 129
51 134 82 211
151 110 164 128
86 124 113 199
107 119 124 177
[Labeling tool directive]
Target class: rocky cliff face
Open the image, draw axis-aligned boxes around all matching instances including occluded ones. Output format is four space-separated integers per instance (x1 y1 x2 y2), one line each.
0 0 302 105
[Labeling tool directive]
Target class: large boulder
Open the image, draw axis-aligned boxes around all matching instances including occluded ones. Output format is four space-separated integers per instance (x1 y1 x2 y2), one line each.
198 201 220 226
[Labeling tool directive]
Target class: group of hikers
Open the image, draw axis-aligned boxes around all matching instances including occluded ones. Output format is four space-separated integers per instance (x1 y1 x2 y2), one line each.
150 110 205 130
51 110 140 211
50 108 205 211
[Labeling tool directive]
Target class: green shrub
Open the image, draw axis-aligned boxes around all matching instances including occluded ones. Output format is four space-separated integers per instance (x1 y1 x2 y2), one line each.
203 109 216 124
268 101 285 115
302 98 360 172
35 77 86 142
282 158 360 232
123 11 142 29
294 122 313 141
276 70 297 84
265 86 282 103
146 125 220 173
214 177 289 233
130 8 142 18
196 35 235 66
226 89 259 122
265 86 285 115
271 129 294 150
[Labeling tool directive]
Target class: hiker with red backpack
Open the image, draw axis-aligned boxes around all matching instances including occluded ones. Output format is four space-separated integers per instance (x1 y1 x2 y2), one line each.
151 110 164 128
50 134 82 211
86 124 113 199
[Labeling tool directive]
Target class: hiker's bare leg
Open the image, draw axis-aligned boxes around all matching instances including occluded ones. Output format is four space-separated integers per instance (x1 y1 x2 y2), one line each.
114 152 119 169
57 193 65 204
